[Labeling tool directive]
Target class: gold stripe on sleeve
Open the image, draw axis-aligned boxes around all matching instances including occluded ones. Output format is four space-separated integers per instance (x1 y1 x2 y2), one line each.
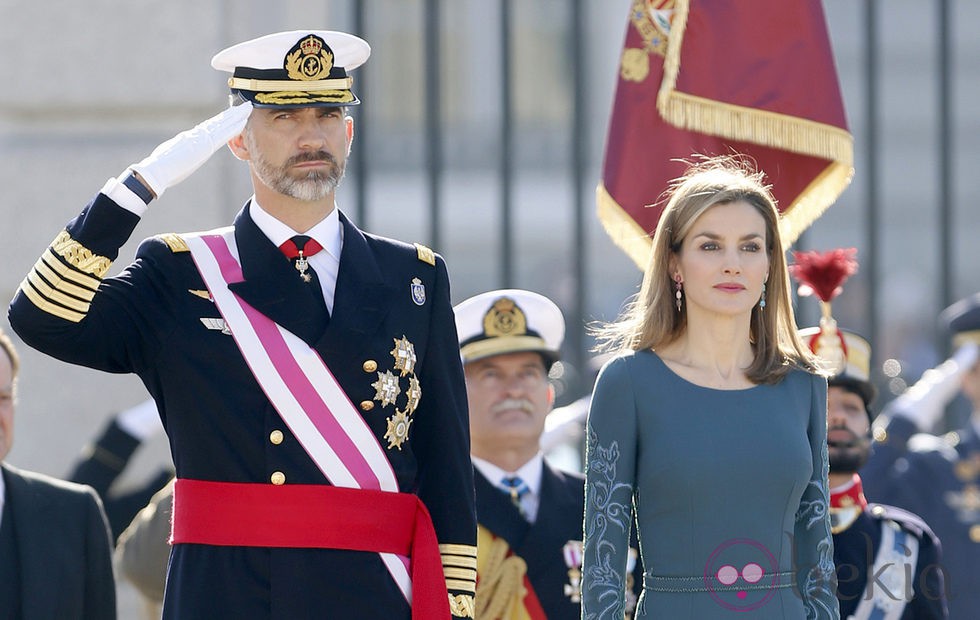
26 271 92 313
443 567 477 582
439 544 478 557
34 259 98 302
20 279 86 322
41 250 103 291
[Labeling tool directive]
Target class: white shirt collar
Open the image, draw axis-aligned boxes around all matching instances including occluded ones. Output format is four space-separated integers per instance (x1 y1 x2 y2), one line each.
472 453 544 497
248 197 342 261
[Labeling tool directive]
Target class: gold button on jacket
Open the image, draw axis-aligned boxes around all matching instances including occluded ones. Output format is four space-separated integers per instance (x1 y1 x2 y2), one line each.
269 429 284 445
270 471 286 485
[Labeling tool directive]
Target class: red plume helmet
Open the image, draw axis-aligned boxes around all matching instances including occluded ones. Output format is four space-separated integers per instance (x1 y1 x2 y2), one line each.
789 248 858 372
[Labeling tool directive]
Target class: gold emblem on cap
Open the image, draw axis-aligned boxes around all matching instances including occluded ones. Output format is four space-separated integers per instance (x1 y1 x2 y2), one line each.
285 34 334 81
484 297 527 338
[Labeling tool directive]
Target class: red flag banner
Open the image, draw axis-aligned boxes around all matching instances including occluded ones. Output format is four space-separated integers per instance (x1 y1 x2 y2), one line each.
597 0 853 268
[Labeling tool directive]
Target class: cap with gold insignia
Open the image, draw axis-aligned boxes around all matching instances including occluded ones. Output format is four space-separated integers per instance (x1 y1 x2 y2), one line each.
454 289 564 369
941 292 980 350
790 248 877 411
211 30 369 108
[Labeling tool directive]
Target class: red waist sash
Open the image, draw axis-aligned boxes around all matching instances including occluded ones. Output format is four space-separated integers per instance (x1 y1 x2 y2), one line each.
171 478 450 620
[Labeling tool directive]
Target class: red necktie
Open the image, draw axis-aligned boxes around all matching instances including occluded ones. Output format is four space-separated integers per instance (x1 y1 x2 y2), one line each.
279 235 324 283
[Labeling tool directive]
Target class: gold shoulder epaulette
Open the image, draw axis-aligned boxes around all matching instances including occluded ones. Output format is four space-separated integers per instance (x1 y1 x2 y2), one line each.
414 243 435 266
157 233 189 253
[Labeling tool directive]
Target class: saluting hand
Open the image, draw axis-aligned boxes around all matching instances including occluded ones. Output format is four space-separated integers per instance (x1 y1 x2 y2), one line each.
128 101 253 199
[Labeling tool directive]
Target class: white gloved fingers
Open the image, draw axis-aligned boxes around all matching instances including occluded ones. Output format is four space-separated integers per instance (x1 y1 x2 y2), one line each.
953 342 980 371
200 100 254 148
129 101 253 198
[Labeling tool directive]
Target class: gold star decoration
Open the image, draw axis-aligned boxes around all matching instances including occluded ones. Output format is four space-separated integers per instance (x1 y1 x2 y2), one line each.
384 410 413 450
390 336 417 376
371 370 401 408
404 376 422 414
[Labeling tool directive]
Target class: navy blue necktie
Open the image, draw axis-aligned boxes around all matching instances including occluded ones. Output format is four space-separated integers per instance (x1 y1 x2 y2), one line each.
501 476 530 517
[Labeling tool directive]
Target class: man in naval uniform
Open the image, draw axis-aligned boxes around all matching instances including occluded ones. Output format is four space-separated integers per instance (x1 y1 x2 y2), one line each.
799 322 947 618
8 30 476 619
861 293 980 618
455 290 640 620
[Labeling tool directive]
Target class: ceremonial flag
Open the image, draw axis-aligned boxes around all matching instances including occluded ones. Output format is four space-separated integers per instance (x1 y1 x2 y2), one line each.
597 0 853 267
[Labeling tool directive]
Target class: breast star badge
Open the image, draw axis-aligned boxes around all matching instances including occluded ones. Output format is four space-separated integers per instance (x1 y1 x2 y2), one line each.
371 370 401 408
404 376 422 413
390 336 417 376
371 336 423 450
384 409 413 450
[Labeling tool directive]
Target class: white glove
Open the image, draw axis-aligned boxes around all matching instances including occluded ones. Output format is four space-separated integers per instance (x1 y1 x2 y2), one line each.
128 101 253 198
886 342 979 431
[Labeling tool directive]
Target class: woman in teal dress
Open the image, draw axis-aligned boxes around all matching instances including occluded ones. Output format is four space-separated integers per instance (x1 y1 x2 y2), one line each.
582 156 838 619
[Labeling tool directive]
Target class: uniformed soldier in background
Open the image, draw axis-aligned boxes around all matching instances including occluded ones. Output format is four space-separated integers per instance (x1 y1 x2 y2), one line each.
8 30 476 619
861 293 980 619
67 398 173 541
799 323 947 619
792 248 947 618
455 289 640 620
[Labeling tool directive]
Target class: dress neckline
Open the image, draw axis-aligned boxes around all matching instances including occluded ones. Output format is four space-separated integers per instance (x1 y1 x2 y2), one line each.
640 349 763 393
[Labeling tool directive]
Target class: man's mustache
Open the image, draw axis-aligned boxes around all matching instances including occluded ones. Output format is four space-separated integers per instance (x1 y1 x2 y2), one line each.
827 425 866 448
287 151 338 166
492 399 534 414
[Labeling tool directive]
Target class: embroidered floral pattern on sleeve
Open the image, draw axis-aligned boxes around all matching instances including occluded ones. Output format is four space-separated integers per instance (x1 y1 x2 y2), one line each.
583 425 635 620
796 438 839 619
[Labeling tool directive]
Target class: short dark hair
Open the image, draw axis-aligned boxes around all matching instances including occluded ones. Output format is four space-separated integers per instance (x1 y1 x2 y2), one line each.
0 327 19 378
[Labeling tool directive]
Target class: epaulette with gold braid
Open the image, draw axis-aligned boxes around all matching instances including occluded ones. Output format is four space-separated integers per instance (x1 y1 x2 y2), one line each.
157 233 189 253
414 243 435 266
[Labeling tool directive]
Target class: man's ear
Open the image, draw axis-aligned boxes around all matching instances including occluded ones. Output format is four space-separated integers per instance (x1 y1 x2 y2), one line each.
227 131 249 161
345 115 354 155
547 383 555 408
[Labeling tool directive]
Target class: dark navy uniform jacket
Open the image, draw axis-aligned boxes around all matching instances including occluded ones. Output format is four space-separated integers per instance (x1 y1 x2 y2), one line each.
474 463 643 619
0 463 116 620
862 415 977 619
833 502 946 619
8 194 477 619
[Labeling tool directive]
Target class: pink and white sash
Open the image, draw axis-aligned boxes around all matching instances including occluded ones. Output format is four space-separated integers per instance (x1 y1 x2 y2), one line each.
183 228 412 603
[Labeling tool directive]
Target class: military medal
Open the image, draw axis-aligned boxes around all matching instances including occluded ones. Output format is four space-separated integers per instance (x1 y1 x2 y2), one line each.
369 336 423 450
371 370 401 408
384 409 413 450
391 336 417 376
295 250 312 282
562 540 584 603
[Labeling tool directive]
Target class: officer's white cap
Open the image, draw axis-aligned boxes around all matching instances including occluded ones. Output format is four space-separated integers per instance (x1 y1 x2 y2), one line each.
454 289 564 367
211 30 370 107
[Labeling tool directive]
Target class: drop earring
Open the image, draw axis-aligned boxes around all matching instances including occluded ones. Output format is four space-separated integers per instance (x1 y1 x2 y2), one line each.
674 276 683 312
759 282 767 309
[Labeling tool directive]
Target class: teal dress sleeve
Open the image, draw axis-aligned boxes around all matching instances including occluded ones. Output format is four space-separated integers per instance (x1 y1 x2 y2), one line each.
794 373 840 619
581 356 637 620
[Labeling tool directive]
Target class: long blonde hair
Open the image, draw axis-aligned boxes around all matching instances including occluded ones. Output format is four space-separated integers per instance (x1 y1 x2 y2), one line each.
596 155 821 383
